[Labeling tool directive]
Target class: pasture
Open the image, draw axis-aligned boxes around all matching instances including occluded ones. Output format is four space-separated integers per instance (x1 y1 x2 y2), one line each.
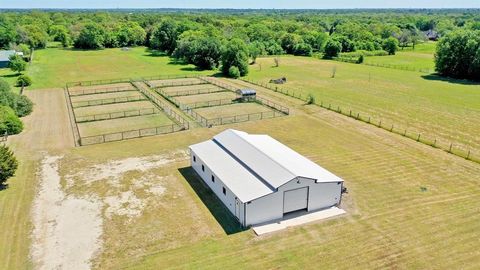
245 55 480 153
3 86 480 269
1 41 480 270
364 42 437 72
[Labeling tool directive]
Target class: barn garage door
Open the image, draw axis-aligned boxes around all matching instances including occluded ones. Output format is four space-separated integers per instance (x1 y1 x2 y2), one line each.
283 187 308 214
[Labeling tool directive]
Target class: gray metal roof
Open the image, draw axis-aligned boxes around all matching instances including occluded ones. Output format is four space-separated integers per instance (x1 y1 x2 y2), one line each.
0 50 15 62
190 129 344 202
236 89 256 95
189 140 273 202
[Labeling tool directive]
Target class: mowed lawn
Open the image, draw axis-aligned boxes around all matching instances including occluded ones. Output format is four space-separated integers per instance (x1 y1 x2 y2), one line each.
99 112 480 269
245 56 480 151
363 42 437 72
25 46 214 89
2 79 480 269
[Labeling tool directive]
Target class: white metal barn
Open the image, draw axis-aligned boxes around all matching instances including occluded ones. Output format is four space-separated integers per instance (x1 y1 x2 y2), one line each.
189 129 344 227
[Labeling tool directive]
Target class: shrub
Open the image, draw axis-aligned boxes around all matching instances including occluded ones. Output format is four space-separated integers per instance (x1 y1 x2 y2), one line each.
383 37 399 55
0 78 34 117
356 55 364 64
306 94 316 105
0 144 18 187
228 66 241 79
324 39 342 59
293 43 313 56
15 75 32 87
0 105 23 135
9 55 27 74
14 95 33 117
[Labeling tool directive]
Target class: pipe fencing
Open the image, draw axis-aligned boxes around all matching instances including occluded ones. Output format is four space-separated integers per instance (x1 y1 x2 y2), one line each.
71 95 147 108
241 78 480 165
80 124 184 146
76 108 160 123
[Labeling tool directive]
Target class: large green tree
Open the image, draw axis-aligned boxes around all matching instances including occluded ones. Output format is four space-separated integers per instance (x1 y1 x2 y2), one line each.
74 23 105 49
174 32 222 70
150 20 179 54
0 144 18 187
323 39 342 59
221 38 249 77
0 105 23 135
383 37 399 55
435 30 480 81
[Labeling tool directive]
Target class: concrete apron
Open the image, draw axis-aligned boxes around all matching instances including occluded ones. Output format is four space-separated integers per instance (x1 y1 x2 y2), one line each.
252 207 346 236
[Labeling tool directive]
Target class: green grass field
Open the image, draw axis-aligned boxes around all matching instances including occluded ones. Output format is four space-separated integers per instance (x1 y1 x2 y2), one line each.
245 56 480 152
25 46 213 89
2 42 480 270
364 42 436 72
78 114 174 137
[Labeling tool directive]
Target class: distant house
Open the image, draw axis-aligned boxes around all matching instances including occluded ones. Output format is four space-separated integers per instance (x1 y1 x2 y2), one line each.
189 129 345 227
0 50 16 68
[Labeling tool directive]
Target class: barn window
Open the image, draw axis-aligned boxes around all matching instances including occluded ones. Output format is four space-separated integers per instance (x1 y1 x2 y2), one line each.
222 187 226 195
202 165 205 172
193 156 196 162
211 175 215 182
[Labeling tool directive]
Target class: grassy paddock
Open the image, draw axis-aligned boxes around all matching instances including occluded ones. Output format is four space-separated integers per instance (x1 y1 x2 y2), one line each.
175 91 237 104
245 56 480 152
77 114 174 137
194 102 273 119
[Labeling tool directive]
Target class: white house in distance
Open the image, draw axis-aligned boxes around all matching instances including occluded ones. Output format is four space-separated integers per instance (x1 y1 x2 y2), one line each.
189 129 345 227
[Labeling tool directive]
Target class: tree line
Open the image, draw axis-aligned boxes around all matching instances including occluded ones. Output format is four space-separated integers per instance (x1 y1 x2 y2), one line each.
1 10 479 78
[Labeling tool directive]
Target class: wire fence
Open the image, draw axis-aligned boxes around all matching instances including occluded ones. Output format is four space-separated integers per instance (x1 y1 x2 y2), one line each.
132 81 190 129
76 108 160 123
184 107 286 127
64 87 82 146
180 98 237 110
162 87 227 97
66 74 205 88
68 86 136 96
66 78 132 88
148 80 209 89
241 78 480 165
71 95 147 108
334 56 434 73
198 77 238 92
80 124 184 146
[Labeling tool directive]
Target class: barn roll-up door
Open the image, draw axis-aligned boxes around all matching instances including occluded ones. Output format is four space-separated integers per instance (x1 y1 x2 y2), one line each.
283 187 308 214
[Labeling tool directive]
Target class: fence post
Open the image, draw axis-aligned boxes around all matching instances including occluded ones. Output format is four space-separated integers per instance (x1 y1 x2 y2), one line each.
417 134 421 142
390 124 394 132
449 143 453 153
466 150 471 160
433 138 436 147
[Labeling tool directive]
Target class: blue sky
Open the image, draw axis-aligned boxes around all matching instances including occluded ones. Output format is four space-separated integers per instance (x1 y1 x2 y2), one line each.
2 0 480 9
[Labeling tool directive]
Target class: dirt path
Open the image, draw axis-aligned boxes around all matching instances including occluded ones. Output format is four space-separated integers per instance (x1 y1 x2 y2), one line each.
0 89 73 269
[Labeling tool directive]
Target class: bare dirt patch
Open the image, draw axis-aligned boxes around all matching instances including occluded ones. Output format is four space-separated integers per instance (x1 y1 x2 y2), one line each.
31 154 103 270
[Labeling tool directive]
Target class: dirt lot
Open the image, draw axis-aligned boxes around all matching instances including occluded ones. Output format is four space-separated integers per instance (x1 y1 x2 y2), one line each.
194 102 274 119
175 91 237 104
161 84 224 95
148 78 205 88
68 82 134 93
77 114 174 137
70 91 142 103
74 101 156 117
